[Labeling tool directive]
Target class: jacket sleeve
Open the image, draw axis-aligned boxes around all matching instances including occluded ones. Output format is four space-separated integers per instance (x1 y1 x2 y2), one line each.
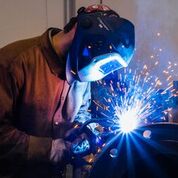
0 63 52 165
74 82 91 123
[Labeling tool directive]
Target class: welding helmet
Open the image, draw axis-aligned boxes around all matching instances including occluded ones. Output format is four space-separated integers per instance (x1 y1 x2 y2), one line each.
66 5 135 83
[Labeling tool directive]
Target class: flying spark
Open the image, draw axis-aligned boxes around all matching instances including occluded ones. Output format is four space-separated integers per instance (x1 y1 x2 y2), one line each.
92 65 176 134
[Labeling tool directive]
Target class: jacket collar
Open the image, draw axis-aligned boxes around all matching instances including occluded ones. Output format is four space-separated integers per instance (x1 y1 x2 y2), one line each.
40 28 66 79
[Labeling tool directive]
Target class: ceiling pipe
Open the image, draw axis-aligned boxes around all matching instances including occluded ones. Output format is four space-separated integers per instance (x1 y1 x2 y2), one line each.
63 0 76 25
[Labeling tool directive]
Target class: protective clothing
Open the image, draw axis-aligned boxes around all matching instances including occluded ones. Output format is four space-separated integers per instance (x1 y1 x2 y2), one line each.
0 28 91 178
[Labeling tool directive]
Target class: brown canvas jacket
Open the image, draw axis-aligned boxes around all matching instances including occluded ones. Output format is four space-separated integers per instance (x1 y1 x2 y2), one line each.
0 28 91 178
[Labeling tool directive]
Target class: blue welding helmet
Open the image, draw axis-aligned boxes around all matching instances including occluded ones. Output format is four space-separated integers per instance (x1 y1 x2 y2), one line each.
66 5 135 83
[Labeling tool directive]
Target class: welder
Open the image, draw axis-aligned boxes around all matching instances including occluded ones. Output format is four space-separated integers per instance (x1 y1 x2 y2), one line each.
0 4 134 178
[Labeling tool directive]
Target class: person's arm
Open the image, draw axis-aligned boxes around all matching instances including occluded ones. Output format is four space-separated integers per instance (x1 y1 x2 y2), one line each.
74 82 91 123
0 63 53 165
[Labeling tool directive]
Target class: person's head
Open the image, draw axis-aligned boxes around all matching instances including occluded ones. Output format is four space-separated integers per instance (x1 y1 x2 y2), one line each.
65 4 135 84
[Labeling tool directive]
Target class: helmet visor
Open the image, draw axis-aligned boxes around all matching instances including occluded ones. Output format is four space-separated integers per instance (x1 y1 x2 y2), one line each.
78 52 128 82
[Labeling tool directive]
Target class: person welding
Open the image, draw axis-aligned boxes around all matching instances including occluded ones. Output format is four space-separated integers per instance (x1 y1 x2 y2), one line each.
0 4 134 178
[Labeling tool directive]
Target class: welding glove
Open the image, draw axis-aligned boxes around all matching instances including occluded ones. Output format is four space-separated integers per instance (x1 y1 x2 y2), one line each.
49 123 88 166
64 125 95 167
64 122 102 158
49 121 102 169
49 139 71 165
49 122 75 168
49 135 89 171
49 138 74 176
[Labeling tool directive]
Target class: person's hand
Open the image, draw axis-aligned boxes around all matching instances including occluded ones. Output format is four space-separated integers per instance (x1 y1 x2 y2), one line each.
49 123 82 165
65 126 93 167
49 122 86 166
49 121 103 168
49 135 89 170
49 138 71 166
65 122 101 157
